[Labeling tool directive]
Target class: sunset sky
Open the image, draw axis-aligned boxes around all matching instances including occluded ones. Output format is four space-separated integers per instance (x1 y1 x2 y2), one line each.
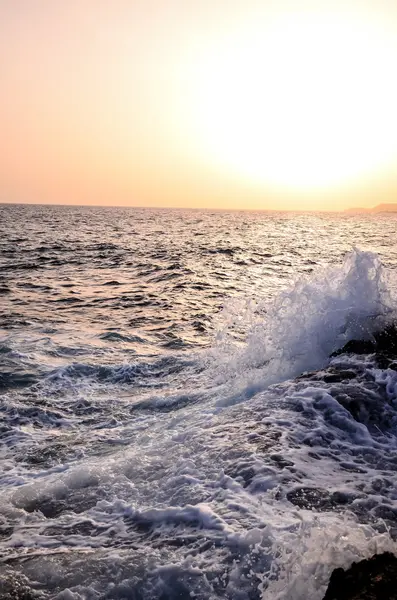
1 0 397 211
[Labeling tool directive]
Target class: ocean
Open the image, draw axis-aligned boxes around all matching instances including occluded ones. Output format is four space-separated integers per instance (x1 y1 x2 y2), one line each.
1 203 397 599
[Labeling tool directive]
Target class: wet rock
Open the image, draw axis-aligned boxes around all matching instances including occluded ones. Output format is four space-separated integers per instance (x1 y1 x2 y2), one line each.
287 487 359 511
331 323 397 365
323 370 357 383
332 339 377 356
287 487 334 510
297 368 359 384
323 552 397 599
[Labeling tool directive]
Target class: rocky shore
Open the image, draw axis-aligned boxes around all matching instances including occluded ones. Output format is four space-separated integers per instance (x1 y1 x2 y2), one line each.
323 552 397 600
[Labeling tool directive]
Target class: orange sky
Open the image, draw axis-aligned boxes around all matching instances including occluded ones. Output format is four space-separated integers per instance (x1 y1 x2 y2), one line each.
1 0 397 211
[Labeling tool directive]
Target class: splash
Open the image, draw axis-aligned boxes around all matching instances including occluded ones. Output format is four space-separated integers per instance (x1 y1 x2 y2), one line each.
261 514 397 600
210 250 397 390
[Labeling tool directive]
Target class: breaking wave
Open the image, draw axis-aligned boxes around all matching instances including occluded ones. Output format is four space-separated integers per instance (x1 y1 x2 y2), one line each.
211 249 397 391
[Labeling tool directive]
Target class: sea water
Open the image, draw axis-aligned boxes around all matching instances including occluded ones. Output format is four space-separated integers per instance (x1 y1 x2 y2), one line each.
1 204 397 599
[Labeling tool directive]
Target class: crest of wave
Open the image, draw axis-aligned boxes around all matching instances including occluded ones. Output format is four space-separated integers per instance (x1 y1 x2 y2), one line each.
209 249 397 389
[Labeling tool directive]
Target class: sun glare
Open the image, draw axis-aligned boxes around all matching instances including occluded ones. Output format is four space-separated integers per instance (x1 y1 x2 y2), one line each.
189 11 397 194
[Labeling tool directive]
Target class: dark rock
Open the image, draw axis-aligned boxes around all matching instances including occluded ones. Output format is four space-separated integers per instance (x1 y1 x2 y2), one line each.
323 370 357 383
287 487 335 510
323 552 397 600
331 323 397 364
332 340 377 356
287 487 360 511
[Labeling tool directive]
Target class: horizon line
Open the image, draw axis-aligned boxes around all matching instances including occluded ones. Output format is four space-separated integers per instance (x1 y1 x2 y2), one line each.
0 200 351 214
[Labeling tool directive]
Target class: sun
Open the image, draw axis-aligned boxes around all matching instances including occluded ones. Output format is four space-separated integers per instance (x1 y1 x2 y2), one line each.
188 10 397 194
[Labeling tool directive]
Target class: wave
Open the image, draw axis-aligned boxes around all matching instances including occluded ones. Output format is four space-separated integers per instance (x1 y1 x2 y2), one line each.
98 331 149 344
46 355 195 386
210 249 397 391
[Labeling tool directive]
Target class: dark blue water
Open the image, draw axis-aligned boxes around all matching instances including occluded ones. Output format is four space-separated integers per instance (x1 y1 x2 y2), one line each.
1 203 397 599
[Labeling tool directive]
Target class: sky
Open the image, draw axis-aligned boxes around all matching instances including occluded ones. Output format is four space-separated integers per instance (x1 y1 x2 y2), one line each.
1 0 397 211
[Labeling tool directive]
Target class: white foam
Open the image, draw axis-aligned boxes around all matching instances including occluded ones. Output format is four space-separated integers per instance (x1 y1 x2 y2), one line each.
373 367 397 403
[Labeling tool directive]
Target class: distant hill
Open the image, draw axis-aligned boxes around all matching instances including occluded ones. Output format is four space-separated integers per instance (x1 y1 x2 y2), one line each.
372 203 397 212
345 203 397 213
